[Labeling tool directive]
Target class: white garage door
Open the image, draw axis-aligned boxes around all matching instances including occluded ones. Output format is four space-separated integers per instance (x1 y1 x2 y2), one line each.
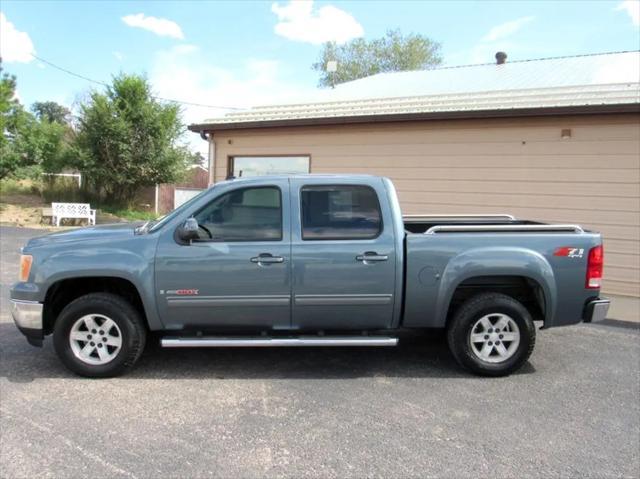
174 188 204 208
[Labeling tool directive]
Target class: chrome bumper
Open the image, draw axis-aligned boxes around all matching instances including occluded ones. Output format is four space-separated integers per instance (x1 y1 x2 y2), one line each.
10 299 43 330
584 299 610 323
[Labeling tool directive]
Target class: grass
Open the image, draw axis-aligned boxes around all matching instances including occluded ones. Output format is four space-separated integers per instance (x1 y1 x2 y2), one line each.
1 178 161 224
101 207 159 222
0 178 39 196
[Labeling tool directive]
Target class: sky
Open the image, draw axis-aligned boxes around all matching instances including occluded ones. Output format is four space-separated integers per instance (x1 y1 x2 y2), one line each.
1 0 639 154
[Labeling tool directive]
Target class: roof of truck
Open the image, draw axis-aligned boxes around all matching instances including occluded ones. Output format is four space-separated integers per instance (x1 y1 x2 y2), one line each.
216 174 382 185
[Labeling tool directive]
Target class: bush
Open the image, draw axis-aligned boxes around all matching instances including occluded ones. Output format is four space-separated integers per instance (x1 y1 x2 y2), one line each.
0 178 40 197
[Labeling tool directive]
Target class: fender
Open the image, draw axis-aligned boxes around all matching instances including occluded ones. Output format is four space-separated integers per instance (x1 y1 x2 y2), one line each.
434 247 557 327
35 247 163 330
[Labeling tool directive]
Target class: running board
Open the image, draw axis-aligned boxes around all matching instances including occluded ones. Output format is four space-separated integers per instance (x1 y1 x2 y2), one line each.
161 336 399 348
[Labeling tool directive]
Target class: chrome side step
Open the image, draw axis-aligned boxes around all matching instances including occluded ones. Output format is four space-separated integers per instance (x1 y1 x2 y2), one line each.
161 336 399 348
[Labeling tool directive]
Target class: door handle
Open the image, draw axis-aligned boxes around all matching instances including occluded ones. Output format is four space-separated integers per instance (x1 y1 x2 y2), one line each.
356 252 389 262
250 254 285 265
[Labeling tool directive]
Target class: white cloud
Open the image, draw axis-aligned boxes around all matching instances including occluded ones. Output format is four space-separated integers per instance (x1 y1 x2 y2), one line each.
615 0 640 26
482 16 535 42
121 13 184 39
149 44 317 155
113 51 124 61
0 12 35 63
271 0 363 44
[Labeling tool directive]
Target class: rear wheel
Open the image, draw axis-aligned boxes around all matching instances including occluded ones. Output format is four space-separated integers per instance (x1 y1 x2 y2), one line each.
53 293 146 377
447 293 536 376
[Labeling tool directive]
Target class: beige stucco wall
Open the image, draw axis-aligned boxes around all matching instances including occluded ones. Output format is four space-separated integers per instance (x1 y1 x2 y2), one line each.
210 113 640 301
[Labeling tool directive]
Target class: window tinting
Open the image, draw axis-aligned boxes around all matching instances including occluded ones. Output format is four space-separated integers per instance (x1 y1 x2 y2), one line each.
195 186 282 241
301 185 382 240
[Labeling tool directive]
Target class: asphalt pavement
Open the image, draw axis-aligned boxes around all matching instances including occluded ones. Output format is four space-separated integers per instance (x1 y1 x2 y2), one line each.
0 226 638 478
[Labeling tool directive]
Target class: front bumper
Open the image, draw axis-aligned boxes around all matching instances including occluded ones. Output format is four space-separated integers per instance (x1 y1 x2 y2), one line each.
583 298 610 323
10 299 44 347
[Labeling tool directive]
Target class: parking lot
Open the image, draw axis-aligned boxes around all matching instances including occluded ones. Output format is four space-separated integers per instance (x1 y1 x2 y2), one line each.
0 226 638 478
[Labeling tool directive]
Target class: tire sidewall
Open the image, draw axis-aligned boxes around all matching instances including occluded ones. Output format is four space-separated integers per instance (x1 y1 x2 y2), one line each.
53 294 143 377
450 295 535 376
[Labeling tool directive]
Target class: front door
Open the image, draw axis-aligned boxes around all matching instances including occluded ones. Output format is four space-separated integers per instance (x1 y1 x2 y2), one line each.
155 180 291 331
290 179 397 330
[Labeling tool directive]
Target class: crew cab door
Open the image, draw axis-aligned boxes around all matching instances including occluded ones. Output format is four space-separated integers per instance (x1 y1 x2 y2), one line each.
290 178 397 330
154 179 291 330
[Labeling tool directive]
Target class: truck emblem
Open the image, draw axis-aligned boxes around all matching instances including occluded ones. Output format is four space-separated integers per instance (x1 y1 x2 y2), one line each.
167 289 199 295
554 247 584 258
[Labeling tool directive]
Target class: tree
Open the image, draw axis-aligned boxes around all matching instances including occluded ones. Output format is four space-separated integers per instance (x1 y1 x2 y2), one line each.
0 63 35 179
312 29 442 87
75 74 190 204
31 101 71 124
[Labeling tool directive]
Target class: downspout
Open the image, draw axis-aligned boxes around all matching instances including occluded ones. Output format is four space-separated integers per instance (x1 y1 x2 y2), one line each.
200 130 215 186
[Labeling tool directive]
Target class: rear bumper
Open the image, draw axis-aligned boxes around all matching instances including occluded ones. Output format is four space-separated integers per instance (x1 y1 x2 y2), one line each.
583 298 610 323
10 299 44 347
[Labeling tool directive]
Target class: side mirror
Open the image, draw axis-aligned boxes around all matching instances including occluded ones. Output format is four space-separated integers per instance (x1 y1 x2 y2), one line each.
178 217 199 242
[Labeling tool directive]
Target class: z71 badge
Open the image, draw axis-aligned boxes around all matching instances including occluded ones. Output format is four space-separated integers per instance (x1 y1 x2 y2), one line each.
554 247 584 258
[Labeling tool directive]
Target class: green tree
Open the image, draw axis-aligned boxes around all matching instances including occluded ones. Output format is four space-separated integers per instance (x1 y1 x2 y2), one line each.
75 74 190 204
312 29 442 87
0 64 34 179
31 101 71 124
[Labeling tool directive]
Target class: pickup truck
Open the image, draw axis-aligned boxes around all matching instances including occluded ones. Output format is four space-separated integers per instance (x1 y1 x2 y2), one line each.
10 175 610 378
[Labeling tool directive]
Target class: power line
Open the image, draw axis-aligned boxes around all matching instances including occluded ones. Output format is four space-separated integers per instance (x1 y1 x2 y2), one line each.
31 53 246 111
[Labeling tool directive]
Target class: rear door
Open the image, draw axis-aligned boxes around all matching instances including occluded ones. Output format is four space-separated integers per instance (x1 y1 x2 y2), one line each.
290 178 397 330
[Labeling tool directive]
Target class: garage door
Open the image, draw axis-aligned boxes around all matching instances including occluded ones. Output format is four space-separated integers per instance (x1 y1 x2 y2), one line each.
174 188 204 208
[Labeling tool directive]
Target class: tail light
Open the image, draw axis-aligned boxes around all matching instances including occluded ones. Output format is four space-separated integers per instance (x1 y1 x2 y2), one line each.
586 245 603 289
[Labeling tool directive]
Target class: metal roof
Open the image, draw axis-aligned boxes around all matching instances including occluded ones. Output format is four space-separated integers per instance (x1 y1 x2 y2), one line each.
190 51 640 132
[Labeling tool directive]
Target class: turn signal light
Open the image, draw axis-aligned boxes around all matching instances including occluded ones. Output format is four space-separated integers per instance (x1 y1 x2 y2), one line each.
19 254 33 282
586 245 603 289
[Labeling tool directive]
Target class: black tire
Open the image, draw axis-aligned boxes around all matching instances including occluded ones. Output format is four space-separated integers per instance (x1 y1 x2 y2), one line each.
447 292 536 377
53 293 147 378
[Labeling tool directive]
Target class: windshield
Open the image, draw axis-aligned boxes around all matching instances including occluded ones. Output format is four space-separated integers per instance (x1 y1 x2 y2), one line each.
147 187 212 233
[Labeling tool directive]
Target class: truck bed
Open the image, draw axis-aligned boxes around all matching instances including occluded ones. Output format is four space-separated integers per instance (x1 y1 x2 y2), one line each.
400 214 600 330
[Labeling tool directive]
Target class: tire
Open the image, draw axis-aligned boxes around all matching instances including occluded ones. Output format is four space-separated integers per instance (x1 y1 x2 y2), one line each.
53 293 147 378
447 292 536 377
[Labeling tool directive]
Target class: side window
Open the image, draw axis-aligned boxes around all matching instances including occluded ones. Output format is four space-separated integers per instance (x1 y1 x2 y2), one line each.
301 185 382 240
195 186 282 241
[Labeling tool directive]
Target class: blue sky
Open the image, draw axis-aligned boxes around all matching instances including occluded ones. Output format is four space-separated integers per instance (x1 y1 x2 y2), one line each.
1 0 639 152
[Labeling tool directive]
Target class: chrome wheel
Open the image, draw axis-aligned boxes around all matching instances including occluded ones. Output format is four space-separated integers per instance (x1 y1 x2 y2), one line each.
469 313 520 364
69 314 122 365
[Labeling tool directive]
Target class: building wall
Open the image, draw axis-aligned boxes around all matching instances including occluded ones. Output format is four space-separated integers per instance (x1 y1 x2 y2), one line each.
211 113 640 303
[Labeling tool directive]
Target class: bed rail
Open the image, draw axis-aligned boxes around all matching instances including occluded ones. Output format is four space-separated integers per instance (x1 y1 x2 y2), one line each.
403 214 516 222
425 224 585 234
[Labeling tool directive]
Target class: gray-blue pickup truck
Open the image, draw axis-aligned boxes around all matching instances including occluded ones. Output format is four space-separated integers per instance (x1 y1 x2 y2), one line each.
10 175 610 377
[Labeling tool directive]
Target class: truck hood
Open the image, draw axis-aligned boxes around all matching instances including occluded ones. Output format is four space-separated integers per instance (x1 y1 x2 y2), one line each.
25 222 143 249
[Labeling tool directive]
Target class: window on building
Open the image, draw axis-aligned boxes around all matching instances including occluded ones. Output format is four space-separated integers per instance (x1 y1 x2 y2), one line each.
231 156 310 177
194 186 282 242
300 185 382 240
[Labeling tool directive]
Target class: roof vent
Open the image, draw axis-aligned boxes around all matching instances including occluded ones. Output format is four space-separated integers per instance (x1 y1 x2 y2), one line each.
495 51 507 65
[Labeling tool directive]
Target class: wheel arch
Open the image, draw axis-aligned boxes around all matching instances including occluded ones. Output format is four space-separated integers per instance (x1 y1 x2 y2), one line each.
43 276 152 334
435 247 557 328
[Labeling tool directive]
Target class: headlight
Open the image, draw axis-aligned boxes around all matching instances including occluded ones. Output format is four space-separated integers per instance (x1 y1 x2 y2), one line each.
19 254 33 282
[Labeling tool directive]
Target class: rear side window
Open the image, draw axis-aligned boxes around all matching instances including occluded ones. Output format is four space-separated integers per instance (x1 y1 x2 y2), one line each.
301 185 382 240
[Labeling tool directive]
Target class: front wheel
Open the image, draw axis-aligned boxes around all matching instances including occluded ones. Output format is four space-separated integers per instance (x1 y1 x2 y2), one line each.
447 293 536 377
53 293 147 378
